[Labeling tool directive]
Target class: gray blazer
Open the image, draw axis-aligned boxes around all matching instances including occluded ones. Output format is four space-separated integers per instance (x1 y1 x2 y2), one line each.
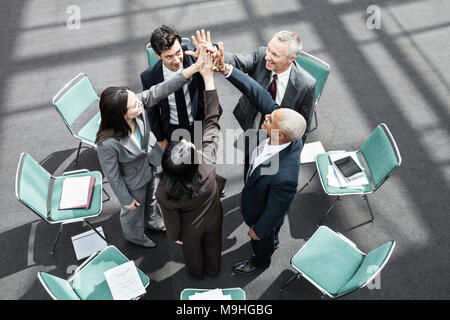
224 47 316 142
97 73 189 206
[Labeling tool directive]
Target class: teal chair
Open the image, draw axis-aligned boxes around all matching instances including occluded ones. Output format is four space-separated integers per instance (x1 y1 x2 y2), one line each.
52 73 100 166
38 246 149 300
280 226 395 298
315 123 401 226
295 51 330 132
146 37 191 67
180 288 245 300
15 152 107 254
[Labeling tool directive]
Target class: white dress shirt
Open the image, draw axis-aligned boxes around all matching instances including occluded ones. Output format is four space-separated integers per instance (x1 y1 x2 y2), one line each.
247 138 291 179
162 63 193 125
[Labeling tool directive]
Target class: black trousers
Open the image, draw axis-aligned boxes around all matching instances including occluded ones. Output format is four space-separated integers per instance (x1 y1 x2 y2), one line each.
250 216 284 269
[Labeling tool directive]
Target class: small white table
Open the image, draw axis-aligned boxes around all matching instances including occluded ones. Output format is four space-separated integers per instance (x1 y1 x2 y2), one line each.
298 141 326 192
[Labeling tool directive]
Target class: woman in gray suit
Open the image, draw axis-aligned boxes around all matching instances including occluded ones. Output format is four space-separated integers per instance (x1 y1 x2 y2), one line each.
95 53 204 248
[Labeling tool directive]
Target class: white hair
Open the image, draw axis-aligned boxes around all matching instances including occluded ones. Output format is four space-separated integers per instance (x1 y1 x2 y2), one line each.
275 30 303 58
277 108 306 141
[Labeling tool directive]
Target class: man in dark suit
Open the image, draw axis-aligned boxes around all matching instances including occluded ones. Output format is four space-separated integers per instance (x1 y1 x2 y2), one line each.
224 31 315 179
217 46 307 272
140 25 206 149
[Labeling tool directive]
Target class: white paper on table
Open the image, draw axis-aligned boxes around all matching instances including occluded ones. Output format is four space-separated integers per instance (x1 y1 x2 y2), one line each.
188 288 232 300
59 176 92 209
300 141 326 163
104 261 146 300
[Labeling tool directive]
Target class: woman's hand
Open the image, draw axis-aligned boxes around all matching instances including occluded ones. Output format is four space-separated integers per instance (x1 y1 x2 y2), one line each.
124 199 140 210
175 240 184 245
199 50 215 90
185 29 216 58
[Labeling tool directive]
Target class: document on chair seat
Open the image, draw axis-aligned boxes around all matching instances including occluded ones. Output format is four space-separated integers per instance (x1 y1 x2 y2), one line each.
104 261 146 300
188 288 232 300
59 176 95 210
327 165 368 189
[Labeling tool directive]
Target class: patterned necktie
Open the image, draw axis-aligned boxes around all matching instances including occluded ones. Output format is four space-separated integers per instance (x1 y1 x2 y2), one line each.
260 74 278 127
268 73 278 101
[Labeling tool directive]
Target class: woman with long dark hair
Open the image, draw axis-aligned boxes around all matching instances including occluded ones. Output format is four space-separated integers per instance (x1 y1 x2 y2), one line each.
156 50 225 279
95 49 205 247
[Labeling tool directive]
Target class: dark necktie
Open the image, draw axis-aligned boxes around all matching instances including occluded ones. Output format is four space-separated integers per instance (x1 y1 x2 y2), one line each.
174 87 190 128
259 73 278 127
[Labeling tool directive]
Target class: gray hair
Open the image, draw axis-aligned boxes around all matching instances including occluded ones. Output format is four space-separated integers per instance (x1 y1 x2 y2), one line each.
277 108 306 141
275 30 303 58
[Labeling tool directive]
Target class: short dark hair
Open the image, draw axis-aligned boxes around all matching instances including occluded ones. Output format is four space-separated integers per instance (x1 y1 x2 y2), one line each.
160 141 203 201
150 25 182 56
95 86 131 144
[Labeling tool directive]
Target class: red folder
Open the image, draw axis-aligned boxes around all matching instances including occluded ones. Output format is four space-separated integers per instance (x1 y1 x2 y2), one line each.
59 176 96 210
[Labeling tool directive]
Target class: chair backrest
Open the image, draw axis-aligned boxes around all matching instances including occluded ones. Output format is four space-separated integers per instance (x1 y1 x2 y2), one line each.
52 73 99 128
38 272 80 300
15 153 51 221
70 246 149 300
146 38 191 67
359 123 401 189
336 241 396 297
295 51 330 103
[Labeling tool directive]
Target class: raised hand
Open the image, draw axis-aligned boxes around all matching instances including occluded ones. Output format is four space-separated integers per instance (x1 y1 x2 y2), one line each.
198 49 215 90
213 42 225 72
185 29 217 58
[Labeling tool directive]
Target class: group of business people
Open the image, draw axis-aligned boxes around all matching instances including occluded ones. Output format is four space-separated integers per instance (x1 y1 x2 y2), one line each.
95 25 316 280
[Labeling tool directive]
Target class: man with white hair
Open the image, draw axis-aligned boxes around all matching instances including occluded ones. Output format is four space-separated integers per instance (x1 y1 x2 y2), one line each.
224 30 316 179
217 48 307 272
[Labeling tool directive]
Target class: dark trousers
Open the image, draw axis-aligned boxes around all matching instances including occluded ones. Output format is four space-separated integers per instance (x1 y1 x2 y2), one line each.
250 215 284 269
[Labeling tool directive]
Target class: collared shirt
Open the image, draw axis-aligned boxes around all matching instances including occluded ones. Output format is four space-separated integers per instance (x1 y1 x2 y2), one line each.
248 138 291 179
271 63 292 105
162 63 193 125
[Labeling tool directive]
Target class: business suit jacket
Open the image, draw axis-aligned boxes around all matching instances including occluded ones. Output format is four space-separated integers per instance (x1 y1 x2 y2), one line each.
156 89 224 279
96 72 189 207
225 47 316 142
140 43 206 142
226 67 302 241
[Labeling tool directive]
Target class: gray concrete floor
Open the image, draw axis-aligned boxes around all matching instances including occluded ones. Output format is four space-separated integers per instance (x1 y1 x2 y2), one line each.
1 0 449 300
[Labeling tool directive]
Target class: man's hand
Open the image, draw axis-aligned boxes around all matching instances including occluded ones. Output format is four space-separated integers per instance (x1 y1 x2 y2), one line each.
248 226 260 241
124 199 140 210
175 240 184 245
185 29 217 58
157 139 169 150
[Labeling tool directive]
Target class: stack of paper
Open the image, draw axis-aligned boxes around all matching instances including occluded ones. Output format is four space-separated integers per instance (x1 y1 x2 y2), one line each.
104 261 146 300
327 151 369 189
188 289 232 300
59 176 95 210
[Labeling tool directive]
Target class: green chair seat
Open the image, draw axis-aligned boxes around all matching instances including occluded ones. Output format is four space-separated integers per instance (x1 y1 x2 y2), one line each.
316 153 371 195
180 288 245 300
49 171 103 222
38 246 149 300
291 226 363 295
288 226 395 298
77 111 101 144
72 246 149 300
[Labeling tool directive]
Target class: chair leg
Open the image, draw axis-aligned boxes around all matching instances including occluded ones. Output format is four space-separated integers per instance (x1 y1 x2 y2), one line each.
50 224 64 255
280 272 301 292
84 220 108 244
298 169 317 193
363 195 375 222
317 196 341 226
314 110 318 129
74 141 82 166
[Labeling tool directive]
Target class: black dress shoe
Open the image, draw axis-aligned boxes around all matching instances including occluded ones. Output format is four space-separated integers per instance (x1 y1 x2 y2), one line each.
232 259 257 274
